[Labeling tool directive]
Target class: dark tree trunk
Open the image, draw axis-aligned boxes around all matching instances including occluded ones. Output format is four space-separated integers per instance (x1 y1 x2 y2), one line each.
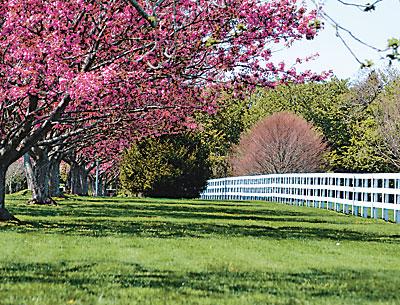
69 164 81 195
29 149 56 205
0 164 18 221
0 165 7 209
0 95 71 217
80 167 89 196
49 159 62 197
89 176 95 195
89 175 98 196
68 164 89 196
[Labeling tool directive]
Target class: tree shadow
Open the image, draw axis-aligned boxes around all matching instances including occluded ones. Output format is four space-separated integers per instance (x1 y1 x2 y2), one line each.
10 200 333 221
3 215 397 243
3 199 397 242
1 262 398 303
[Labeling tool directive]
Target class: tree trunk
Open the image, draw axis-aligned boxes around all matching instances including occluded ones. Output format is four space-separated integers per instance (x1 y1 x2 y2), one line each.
101 176 113 196
100 177 106 197
49 159 62 197
24 153 34 191
29 150 56 205
97 175 105 196
68 164 89 196
89 176 95 195
69 163 81 195
0 165 18 221
80 167 89 196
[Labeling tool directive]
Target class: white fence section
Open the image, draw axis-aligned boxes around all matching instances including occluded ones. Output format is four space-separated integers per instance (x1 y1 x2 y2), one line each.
200 173 400 223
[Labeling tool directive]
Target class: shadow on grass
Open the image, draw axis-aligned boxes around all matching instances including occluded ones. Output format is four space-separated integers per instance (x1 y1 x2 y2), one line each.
2 215 398 243
3 199 398 242
9 201 333 222
0 261 399 303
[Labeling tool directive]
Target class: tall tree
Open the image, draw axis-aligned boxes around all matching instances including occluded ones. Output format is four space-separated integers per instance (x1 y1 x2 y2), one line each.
376 78 400 169
196 94 250 178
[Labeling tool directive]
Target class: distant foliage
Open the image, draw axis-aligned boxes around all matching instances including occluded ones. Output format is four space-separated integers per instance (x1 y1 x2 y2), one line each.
195 94 249 178
120 133 210 198
230 112 327 175
376 78 400 169
5 159 26 194
244 75 397 173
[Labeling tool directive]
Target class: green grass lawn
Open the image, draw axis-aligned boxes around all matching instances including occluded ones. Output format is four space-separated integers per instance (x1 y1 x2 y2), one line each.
1 195 400 305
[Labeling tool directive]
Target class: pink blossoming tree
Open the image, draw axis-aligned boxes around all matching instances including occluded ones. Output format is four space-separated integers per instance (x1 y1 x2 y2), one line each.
0 0 325 220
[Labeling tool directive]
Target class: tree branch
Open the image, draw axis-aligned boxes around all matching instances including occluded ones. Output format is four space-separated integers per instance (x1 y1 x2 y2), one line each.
126 0 158 28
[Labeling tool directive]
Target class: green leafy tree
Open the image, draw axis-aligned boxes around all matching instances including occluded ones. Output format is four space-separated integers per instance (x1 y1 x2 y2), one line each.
375 77 400 169
244 79 351 150
330 72 393 172
196 94 249 177
328 117 391 172
120 133 210 198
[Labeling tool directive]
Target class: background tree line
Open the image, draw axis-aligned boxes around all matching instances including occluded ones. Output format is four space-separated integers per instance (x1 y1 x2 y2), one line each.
118 70 400 198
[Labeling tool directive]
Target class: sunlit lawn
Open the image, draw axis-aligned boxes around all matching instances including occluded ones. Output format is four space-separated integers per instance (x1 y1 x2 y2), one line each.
1 194 399 305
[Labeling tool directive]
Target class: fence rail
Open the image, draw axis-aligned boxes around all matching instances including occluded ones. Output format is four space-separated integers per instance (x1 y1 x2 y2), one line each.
200 173 400 223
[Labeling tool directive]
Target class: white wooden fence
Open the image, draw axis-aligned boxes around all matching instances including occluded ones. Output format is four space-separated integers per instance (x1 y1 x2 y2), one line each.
200 173 400 223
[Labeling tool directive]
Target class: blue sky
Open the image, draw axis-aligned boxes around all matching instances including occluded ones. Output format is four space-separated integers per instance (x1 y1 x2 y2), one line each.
275 0 400 80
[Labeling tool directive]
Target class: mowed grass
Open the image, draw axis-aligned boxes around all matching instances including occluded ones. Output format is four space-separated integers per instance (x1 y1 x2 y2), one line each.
1 195 400 305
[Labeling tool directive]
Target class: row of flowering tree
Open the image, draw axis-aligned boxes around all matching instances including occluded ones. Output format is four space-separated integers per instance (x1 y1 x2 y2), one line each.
0 0 326 220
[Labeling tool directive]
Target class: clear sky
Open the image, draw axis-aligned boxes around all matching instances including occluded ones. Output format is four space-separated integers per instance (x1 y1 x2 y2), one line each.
275 0 400 80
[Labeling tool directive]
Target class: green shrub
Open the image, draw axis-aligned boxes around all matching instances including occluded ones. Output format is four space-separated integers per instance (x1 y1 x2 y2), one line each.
120 133 210 198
